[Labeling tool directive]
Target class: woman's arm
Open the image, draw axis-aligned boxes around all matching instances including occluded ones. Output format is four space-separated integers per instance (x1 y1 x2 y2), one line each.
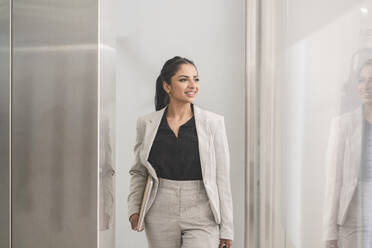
127 116 149 221
214 116 234 241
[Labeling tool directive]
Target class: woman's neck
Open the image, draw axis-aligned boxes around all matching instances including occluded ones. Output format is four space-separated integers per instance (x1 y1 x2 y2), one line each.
166 102 193 120
364 103 372 124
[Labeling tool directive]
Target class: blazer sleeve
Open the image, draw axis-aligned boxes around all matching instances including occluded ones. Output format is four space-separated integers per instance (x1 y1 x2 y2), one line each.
127 116 149 221
323 116 346 241
214 116 234 240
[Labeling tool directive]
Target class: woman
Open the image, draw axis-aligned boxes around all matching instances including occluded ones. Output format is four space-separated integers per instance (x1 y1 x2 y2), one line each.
323 58 372 248
127 56 234 248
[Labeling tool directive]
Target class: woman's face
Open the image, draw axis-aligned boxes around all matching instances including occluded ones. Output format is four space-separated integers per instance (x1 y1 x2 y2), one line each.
358 64 372 104
163 63 200 104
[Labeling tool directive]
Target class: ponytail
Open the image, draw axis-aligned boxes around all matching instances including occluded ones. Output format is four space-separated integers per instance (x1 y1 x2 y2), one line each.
155 74 169 111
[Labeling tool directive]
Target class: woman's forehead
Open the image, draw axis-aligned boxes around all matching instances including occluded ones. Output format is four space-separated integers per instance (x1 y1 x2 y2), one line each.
360 64 372 76
175 64 198 75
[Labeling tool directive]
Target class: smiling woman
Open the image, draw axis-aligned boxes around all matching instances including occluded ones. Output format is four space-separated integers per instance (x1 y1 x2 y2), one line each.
127 56 234 248
323 57 372 248
116 1 246 247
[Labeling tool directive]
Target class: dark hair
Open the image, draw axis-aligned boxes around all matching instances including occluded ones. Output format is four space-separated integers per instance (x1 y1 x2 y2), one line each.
155 56 196 111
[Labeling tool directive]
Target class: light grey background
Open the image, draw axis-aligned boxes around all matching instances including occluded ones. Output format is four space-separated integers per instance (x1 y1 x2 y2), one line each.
114 0 246 247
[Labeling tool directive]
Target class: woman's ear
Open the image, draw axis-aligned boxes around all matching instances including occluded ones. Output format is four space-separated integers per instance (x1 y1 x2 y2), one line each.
163 81 170 93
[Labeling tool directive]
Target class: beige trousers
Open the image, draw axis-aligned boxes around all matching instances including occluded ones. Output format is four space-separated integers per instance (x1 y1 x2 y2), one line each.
144 178 220 248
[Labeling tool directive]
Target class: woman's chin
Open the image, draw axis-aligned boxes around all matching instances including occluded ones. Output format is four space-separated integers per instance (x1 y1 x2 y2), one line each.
184 97 196 103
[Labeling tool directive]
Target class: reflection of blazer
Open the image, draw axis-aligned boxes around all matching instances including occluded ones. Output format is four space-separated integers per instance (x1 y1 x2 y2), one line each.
127 103 234 240
323 106 365 241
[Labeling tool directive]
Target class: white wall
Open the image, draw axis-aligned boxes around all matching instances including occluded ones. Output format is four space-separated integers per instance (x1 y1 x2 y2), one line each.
114 0 246 247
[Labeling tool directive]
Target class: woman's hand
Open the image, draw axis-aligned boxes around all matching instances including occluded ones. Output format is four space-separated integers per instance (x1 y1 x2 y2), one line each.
219 239 232 248
129 213 144 231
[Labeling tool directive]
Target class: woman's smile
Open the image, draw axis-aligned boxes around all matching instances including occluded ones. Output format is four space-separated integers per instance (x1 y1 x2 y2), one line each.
185 91 197 97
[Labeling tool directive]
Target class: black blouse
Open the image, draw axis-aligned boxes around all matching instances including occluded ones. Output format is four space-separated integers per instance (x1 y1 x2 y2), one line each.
147 103 203 180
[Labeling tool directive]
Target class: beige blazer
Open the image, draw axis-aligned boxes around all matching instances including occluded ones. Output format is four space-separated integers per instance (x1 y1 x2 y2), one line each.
323 106 365 241
127 103 234 240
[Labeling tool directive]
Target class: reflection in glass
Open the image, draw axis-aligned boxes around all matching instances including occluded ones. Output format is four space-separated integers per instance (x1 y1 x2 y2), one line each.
324 55 372 248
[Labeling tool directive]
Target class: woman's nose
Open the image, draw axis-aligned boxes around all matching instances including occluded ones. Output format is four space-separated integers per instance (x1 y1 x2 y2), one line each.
189 79 197 87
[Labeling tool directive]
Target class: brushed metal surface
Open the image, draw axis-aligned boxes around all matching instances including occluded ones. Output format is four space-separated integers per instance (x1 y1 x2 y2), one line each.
12 0 99 247
0 0 10 247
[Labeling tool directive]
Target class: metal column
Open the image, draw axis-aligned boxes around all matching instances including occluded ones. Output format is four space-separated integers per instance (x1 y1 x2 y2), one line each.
0 0 11 247
1 0 116 247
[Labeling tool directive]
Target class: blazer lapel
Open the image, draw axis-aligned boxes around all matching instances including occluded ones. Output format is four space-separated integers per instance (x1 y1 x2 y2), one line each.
351 106 365 181
139 103 211 181
194 104 212 182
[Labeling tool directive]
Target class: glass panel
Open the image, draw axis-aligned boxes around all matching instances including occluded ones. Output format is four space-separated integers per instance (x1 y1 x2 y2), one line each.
262 0 372 247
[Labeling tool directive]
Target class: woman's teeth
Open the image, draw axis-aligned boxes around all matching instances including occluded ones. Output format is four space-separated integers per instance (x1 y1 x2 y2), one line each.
186 92 196 96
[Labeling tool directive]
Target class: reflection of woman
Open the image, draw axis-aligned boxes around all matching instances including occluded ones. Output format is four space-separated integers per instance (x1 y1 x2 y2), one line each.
324 59 372 248
127 56 234 248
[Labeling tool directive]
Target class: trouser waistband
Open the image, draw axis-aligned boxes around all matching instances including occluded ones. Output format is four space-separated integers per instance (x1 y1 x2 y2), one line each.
158 177 205 190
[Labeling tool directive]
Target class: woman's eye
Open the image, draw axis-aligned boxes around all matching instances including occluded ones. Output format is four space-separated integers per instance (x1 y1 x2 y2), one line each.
179 78 199 82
